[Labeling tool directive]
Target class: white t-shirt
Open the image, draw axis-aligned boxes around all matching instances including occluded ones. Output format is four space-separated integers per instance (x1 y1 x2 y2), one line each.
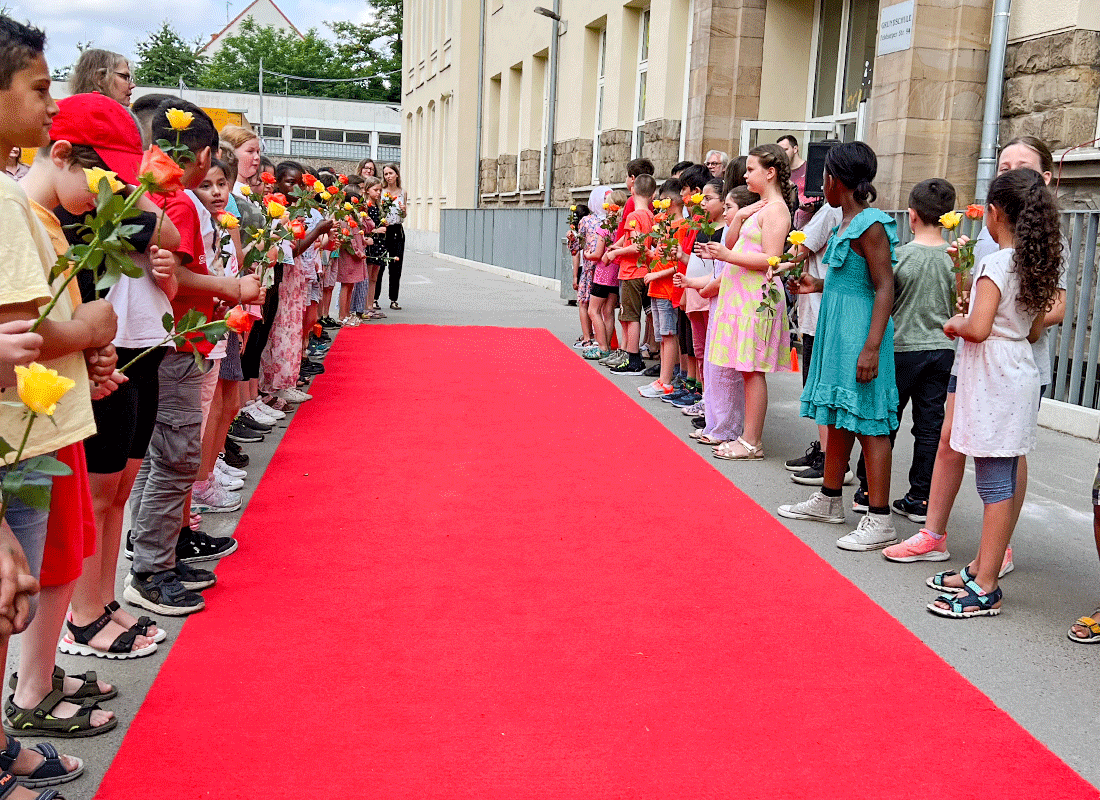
797 203 843 336
188 191 227 360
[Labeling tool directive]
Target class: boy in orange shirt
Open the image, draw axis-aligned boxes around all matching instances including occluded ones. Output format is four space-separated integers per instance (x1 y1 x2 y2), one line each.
604 173 656 375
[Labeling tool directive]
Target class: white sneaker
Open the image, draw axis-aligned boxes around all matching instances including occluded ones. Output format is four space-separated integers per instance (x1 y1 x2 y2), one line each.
777 492 846 524
191 481 242 514
215 457 247 480
836 513 898 551
241 403 277 426
279 387 313 403
250 399 285 420
212 470 245 492
637 380 672 399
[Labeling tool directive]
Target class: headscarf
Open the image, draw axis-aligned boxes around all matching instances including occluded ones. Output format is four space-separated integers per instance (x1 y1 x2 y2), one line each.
588 185 612 220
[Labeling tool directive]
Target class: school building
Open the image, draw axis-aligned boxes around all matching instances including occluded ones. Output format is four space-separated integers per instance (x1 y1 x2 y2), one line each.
400 0 1100 250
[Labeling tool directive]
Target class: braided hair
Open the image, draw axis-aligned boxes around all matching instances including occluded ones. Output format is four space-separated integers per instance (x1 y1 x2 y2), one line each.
986 168 1062 315
749 143 796 218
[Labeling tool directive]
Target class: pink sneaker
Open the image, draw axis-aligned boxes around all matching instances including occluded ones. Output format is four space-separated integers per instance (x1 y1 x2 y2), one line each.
1000 546 1014 578
882 529 950 563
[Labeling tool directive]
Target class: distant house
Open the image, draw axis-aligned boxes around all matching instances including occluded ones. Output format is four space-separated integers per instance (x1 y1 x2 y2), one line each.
199 0 304 57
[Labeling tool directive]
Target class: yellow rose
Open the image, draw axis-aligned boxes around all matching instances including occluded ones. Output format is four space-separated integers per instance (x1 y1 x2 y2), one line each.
84 167 124 195
570 205 576 211
788 231 807 246
266 201 286 219
939 211 963 230
320 191 332 201
602 203 609 210
344 202 354 211
767 256 781 267
690 193 704 204
313 182 324 193
217 212 239 229
165 108 194 131
15 363 75 416
240 185 252 196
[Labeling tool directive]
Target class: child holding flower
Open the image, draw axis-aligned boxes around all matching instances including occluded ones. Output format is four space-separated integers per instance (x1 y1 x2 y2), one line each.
604 173 657 376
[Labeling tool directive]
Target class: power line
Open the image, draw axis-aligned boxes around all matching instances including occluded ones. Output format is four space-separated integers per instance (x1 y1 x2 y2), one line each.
260 65 402 83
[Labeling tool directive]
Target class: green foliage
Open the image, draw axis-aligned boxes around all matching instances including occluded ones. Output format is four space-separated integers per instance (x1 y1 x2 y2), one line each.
54 179 145 293
328 0 403 103
133 22 209 87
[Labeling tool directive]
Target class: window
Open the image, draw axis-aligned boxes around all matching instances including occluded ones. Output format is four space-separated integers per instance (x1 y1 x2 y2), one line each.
317 128 344 142
379 133 401 146
592 28 607 184
259 125 282 139
345 131 373 144
810 0 878 129
632 9 650 159
291 127 316 140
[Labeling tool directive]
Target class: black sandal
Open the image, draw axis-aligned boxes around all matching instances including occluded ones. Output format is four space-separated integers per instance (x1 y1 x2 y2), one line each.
56 608 157 661
0 736 83 789
8 667 115 705
3 688 117 739
105 600 165 644
0 770 66 798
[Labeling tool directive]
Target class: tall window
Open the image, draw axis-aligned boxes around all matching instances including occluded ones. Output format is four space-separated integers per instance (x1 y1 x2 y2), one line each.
632 9 650 159
811 0 878 136
592 28 607 184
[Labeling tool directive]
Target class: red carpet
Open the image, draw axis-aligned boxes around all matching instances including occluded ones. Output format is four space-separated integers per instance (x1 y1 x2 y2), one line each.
96 326 1096 798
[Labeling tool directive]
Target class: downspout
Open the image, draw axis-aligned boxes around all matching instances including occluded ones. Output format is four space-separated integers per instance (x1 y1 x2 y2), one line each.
475 0 486 208
975 0 1012 203
543 0 561 208
679 0 694 162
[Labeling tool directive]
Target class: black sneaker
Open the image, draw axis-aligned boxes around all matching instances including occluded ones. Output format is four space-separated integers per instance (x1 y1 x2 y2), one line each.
892 494 928 523
123 571 205 616
236 414 273 433
791 460 855 486
691 415 706 429
124 530 134 560
609 360 647 376
643 364 660 377
320 316 342 328
852 487 869 514
227 420 263 443
173 562 217 591
785 441 822 472
221 447 249 469
176 527 238 563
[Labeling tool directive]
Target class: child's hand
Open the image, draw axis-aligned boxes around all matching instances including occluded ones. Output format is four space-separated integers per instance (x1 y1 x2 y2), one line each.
856 346 879 383
73 299 118 349
239 275 263 304
943 313 965 340
946 235 970 270
85 344 123 388
149 245 178 286
643 272 655 285
315 219 335 235
736 199 768 221
0 319 42 372
672 272 685 288
955 290 970 315
787 273 822 295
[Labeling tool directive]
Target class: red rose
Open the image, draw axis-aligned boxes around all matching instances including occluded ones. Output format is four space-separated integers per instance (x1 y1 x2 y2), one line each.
966 203 985 220
327 185 338 194
303 173 317 184
338 175 348 184
138 145 185 195
270 193 288 205
350 196 359 204
260 172 277 185
225 305 253 334
289 220 306 239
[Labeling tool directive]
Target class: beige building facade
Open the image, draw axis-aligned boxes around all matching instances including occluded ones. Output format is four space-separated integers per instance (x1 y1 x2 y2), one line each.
402 0 1100 246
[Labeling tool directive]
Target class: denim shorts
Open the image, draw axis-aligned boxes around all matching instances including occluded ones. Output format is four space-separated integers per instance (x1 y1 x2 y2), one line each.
653 298 678 339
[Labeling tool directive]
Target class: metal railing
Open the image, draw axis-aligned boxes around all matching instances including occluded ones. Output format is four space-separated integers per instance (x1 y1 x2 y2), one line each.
1050 211 1100 408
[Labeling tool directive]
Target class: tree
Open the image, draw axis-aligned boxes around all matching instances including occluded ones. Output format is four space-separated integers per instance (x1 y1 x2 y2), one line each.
201 18 376 101
327 0 403 103
133 23 208 87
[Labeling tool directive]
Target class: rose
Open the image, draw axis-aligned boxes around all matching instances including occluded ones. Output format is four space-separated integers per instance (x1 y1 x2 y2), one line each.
138 145 185 195
260 172 277 186
767 256 781 267
289 219 306 238
319 192 332 201
350 196 359 204
84 167 124 195
15 363 75 416
327 185 338 194
303 174 318 184
690 193 704 204
265 200 287 219
217 212 239 229
602 203 609 210
270 193 288 205
788 231 807 246
165 108 194 131
338 175 348 185
240 185 252 197
966 204 984 220
939 211 963 230
312 181 324 193
224 305 253 334
344 203 354 211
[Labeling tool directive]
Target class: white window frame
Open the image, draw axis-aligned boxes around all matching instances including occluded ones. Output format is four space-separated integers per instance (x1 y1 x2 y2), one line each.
592 28 607 185
807 0 875 139
632 8 650 160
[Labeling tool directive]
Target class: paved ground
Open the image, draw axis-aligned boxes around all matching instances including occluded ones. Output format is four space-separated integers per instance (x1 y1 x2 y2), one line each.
25 248 1100 797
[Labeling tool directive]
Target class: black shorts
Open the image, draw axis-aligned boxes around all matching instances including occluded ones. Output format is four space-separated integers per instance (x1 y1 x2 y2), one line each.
590 282 618 299
83 347 167 474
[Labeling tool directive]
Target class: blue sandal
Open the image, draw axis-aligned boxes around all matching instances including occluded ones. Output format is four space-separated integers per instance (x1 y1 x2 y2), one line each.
926 565 975 591
0 736 82 789
927 578 1003 618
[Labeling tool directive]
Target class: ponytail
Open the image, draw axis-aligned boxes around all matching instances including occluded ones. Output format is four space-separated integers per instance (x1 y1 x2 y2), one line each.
986 168 1061 315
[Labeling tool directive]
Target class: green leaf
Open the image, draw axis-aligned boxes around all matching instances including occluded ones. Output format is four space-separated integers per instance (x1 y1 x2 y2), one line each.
0 439 14 460
21 455 73 477
11 483 52 510
162 312 175 333
94 269 122 292
94 179 116 215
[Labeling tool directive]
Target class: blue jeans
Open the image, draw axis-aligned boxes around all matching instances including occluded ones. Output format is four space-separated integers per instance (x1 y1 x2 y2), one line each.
0 461 56 622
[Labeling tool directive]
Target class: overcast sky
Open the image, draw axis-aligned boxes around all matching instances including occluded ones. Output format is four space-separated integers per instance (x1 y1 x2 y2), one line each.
9 0 374 74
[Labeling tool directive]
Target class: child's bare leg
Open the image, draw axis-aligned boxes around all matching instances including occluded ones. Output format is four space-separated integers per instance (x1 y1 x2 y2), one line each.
857 433 892 509
1009 455 1028 532
823 425 857 491
578 299 593 341
588 297 607 350
740 371 768 447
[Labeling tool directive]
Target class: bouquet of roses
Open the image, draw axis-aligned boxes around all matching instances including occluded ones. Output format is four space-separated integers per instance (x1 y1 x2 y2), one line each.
941 204 985 316
682 192 719 238
756 231 809 314
235 187 293 289
601 201 623 248
644 198 683 271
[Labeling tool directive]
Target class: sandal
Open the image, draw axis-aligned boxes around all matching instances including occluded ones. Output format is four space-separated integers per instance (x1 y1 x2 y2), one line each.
0 770 66 798
8 668 115 705
105 600 165 644
57 607 157 661
696 435 726 446
927 579 1002 618
1067 608 1100 643
0 736 83 789
713 437 764 461
4 688 118 738
390 301 401 310
926 565 975 592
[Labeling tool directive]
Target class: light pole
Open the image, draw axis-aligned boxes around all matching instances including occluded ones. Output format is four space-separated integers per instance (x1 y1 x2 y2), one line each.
534 4 561 208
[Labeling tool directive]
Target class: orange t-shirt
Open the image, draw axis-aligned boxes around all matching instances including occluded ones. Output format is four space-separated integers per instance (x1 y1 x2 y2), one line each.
647 221 697 303
617 207 655 281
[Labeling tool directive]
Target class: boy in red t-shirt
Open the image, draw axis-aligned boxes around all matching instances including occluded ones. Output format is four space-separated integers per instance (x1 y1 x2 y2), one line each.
125 99 263 617
604 173 656 375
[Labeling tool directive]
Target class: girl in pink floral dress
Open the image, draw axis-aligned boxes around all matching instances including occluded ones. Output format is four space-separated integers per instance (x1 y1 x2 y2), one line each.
702 144 793 461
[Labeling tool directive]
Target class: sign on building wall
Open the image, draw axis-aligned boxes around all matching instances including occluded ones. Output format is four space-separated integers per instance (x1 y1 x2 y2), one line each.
878 0 914 56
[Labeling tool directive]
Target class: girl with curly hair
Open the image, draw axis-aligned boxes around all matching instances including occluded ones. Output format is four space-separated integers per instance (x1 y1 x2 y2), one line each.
924 168 1062 618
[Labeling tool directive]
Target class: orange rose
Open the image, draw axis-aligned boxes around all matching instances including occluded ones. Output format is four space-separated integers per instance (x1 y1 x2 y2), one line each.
289 219 306 239
303 174 317 184
350 196 359 204
138 145 185 195
966 204 984 220
338 175 348 184
225 305 253 334
260 172 277 185
327 185 338 194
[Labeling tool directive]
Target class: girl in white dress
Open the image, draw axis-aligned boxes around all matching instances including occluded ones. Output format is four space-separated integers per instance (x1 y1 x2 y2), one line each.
928 168 1062 618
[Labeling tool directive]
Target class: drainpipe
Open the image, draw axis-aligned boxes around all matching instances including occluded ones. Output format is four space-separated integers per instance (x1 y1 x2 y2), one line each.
536 2 562 208
975 0 1012 203
475 0 486 208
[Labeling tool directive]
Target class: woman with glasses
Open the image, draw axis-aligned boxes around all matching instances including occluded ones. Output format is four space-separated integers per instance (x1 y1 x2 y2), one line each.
69 49 135 106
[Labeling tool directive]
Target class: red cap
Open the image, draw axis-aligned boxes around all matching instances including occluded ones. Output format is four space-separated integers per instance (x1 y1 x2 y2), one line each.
49 94 143 184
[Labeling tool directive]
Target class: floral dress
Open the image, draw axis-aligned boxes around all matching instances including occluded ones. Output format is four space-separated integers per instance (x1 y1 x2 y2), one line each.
260 240 308 392
576 214 605 304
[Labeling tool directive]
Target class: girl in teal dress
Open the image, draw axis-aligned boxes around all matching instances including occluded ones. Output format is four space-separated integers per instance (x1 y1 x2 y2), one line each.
778 142 901 552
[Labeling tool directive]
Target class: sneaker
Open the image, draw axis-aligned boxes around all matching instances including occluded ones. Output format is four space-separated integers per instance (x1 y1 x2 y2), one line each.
836 513 898 551
300 361 324 375
215 456 247 480
280 387 313 403
172 562 216 591
691 415 706 429
777 492 846 524
643 363 661 377
177 528 238 563
682 400 705 416
240 404 277 427
638 380 674 398
882 529 950 563
598 349 624 367
670 391 702 408
235 414 272 433
212 470 245 492
320 316 342 328
791 464 855 486
891 494 928 524
609 360 647 376
191 481 242 514
226 420 263 443
253 400 285 419
221 445 249 469
661 386 693 404
582 346 607 360
1000 546 1014 578
123 570 205 616
852 487 869 514
785 441 822 472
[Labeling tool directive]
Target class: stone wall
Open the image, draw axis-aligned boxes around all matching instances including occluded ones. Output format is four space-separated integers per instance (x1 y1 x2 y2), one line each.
480 158 497 195
519 149 542 192
597 130 632 185
496 153 517 196
551 138 594 206
638 119 682 178
1001 30 1100 150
